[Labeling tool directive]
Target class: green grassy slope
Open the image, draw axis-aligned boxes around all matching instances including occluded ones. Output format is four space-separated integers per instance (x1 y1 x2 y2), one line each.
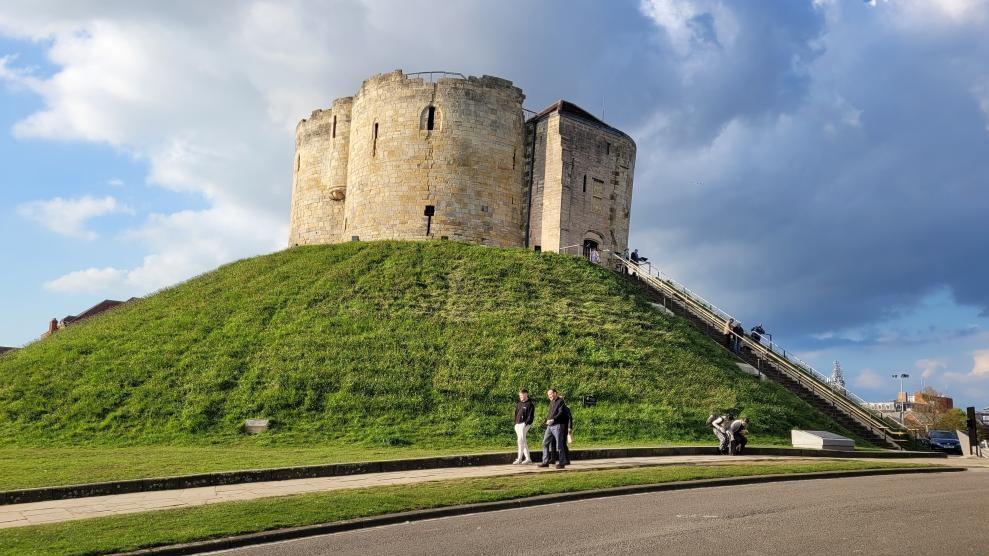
0 241 851 447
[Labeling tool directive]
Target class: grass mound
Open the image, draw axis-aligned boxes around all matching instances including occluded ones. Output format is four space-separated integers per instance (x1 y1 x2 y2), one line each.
0 241 849 447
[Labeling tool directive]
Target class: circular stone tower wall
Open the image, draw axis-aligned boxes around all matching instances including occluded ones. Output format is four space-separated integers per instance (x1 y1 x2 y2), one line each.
343 71 526 246
288 97 352 246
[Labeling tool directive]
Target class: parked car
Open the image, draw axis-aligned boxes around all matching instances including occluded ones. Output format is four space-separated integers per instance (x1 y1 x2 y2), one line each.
926 430 962 455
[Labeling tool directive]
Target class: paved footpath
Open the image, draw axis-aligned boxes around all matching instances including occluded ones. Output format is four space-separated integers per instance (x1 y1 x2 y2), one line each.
0 455 982 530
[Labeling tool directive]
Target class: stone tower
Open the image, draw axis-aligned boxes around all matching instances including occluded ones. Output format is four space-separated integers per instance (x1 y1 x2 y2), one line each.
288 70 637 259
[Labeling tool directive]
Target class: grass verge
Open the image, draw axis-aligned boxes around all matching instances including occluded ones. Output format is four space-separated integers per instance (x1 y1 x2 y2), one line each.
0 439 797 491
0 460 938 556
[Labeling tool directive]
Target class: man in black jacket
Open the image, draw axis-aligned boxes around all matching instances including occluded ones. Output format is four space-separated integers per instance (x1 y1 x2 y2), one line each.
539 389 570 469
513 389 535 464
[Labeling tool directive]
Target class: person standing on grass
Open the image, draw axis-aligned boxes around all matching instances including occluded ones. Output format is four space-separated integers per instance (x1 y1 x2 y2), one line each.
539 388 570 469
513 389 535 464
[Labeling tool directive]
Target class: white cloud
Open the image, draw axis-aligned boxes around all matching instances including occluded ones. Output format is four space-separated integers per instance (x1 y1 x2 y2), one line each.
44 206 286 296
44 267 126 293
970 349 989 377
107 178 124 187
854 368 884 389
915 358 947 379
17 195 133 240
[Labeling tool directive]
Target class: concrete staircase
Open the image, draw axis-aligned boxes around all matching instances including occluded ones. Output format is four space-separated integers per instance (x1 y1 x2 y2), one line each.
615 257 910 449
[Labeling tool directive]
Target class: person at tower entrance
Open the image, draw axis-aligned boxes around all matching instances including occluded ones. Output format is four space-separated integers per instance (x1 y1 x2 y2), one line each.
513 389 535 464
539 389 571 469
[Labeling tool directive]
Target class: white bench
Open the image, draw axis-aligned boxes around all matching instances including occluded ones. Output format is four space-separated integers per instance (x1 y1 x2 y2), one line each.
791 429 854 451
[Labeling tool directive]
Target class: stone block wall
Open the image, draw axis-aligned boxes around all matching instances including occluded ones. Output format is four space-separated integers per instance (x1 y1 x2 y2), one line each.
343 70 526 247
556 114 636 257
289 106 347 246
287 71 635 256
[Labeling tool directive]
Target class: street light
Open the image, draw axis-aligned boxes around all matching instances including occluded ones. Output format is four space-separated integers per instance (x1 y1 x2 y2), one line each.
892 373 910 423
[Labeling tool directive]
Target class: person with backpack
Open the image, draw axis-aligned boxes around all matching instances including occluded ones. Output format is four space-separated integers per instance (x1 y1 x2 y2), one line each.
512 389 535 464
539 389 571 469
708 413 730 454
728 417 750 455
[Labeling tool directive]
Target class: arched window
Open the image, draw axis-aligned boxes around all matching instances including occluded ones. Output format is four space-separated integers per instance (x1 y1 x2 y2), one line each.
420 105 441 131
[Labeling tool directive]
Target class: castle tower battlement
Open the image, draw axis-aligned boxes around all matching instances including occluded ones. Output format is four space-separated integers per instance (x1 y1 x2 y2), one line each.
289 70 636 259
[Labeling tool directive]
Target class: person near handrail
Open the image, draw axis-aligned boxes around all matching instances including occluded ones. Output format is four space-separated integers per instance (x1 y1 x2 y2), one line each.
723 318 735 351
750 324 765 345
731 321 745 354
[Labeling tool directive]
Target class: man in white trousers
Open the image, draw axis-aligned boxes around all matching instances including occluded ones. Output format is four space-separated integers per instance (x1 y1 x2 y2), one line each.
513 389 535 464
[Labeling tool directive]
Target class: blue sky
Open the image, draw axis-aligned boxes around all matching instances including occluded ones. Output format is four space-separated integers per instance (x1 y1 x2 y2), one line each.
1 0 988 408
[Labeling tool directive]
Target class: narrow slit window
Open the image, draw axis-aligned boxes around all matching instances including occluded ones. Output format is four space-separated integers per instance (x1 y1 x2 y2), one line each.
296 154 300 171
606 142 611 155
583 175 587 193
372 122 379 156
332 116 337 138
426 106 436 131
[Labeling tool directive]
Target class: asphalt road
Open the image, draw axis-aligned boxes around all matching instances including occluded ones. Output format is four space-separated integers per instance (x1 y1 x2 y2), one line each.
216 470 989 556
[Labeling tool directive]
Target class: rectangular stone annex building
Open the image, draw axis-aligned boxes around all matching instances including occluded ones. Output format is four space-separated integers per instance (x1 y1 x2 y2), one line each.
288 70 636 261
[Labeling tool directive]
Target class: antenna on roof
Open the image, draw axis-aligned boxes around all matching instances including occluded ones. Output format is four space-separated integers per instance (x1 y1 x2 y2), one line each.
601 95 606 121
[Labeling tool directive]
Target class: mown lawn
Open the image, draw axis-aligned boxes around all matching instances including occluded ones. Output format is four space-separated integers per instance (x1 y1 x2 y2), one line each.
0 241 861 450
0 438 803 491
0 460 937 556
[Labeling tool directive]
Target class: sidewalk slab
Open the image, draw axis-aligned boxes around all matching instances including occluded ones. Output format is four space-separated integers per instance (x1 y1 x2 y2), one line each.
0 445 945 506
0 454 931 530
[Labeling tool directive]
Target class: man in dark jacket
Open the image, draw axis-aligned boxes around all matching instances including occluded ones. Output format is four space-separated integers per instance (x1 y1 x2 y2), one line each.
539 389 570 469
728 417 749 455
513 389 535 464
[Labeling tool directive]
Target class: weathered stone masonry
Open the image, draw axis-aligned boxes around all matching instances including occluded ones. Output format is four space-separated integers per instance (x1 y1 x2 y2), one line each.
289 70 636 259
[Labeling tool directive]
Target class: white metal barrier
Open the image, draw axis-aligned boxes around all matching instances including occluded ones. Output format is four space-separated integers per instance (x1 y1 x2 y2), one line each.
610 254 909 447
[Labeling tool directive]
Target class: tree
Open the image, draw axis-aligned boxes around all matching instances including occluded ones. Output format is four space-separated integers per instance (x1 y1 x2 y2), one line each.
909 387 961 433
936 408 968 432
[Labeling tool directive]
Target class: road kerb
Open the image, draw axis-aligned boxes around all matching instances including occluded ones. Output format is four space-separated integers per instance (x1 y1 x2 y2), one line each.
119 465 965 556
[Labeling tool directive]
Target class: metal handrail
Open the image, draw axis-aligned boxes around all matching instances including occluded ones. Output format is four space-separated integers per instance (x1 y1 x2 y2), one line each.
612 255 909 442
406 71 468 83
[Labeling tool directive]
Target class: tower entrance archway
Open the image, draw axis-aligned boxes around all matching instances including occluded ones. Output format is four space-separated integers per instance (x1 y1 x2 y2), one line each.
582 239 599 259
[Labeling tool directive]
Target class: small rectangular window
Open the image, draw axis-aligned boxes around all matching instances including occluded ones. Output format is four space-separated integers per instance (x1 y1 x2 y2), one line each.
426 106 436 131
606 142 611 155
582 175 587 193
372 122 379 157
332 116 337 138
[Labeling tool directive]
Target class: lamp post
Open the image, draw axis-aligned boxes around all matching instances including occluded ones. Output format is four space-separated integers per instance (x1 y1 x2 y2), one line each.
892 373 910 423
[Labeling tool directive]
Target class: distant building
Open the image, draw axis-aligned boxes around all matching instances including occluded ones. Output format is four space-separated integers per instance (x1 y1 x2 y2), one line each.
42 298 137 338
863 390 954 431
0 346 16 356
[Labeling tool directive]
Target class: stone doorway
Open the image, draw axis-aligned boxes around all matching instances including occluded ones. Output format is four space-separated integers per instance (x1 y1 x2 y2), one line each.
582 239 599 259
